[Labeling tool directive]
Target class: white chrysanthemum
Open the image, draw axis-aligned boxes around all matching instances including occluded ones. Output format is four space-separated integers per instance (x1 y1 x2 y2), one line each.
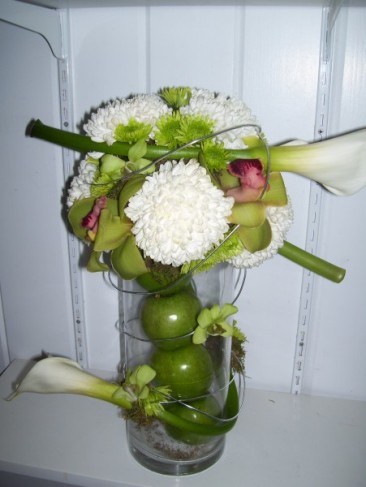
67 159 97 207
125 159 234 267
180 88 259 149
84 94 172 145
229 200 294 268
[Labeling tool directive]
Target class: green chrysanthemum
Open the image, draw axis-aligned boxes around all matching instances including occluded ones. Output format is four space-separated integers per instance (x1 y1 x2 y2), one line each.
176 114 215 146
159 87 192 110
114 118 152 144
155 112 183 149
90 172 117 197
201 140 229 171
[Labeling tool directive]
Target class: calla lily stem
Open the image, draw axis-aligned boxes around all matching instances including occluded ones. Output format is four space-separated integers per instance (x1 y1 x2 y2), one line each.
279 241 345 283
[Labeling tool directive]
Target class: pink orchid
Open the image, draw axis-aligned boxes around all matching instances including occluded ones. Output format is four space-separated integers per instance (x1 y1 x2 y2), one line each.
81 195 107 237
226 159 267 202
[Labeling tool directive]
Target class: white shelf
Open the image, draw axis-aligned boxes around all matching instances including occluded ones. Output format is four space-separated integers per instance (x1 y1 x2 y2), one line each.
15 1 342 9
1 360 365 487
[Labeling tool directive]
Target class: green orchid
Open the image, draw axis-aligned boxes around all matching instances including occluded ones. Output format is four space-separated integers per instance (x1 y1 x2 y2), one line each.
123 364 157 401
193 303 244 345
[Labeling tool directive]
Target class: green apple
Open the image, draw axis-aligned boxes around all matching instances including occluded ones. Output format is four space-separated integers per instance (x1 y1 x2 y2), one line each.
137 272 193 296
141 291 201 350
165 396 222 445
151 344 213 398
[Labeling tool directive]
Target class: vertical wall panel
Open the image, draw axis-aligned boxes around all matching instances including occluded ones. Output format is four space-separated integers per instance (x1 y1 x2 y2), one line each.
302 6 366 400
234 6 322 392
149 5 240 94
0 21 75 366
69 7 151 371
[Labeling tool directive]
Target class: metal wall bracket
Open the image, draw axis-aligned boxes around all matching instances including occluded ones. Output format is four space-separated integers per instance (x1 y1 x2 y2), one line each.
291 0 344 394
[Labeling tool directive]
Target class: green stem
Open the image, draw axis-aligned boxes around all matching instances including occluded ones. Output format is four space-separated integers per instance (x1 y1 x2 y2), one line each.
30 120 252 161
156 377 239 436
278 241 345 283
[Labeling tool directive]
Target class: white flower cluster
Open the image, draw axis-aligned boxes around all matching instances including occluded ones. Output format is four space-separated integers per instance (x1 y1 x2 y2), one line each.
84 94 171 145
125 160 234 267
69 88 294 269
180 88 259 149
67 159 97 208
229 200 294 268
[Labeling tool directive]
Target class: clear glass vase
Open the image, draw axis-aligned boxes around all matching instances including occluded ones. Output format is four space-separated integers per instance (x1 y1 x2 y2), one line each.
119 264 244 476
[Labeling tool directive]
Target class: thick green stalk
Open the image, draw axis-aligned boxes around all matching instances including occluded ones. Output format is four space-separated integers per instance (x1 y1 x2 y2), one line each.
278 241 345 283
30 119 252 161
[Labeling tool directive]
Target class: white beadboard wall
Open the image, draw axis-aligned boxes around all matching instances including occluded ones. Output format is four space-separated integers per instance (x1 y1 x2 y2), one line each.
0 1 365 401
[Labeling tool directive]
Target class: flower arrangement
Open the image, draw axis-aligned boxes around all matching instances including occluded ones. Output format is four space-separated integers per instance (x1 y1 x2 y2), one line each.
11 87 366 472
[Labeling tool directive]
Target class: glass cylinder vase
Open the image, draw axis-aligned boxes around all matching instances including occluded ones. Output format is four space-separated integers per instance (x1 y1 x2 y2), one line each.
119 263 244 476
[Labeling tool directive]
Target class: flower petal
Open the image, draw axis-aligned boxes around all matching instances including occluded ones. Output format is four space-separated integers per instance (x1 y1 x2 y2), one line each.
13 357 132 407
270 129 366 196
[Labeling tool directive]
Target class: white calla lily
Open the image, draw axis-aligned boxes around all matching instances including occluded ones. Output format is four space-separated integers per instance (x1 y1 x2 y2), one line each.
267 129 366 196
10 357 133 409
